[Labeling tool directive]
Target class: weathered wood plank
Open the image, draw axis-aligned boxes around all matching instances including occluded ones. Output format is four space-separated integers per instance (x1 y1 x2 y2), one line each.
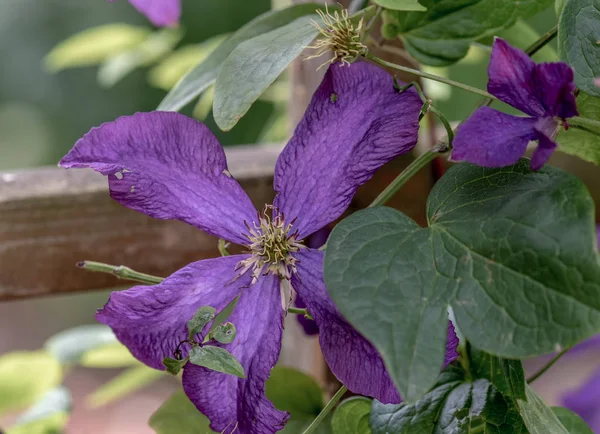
0 144 280 301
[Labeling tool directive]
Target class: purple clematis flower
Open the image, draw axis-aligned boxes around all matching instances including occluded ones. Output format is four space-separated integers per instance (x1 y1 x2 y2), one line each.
60 61 457 433
452 38 578 170
108 0 180 27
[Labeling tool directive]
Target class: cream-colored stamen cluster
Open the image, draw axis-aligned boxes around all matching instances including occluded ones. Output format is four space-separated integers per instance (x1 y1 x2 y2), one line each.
236 205 305 284
306 7 367 70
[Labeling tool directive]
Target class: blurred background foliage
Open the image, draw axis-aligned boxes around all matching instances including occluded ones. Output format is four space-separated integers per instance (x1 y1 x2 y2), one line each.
0 0 278 170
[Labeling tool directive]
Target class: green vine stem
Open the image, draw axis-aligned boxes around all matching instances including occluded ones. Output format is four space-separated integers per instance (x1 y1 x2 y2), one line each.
365 52 498 100
77 260 164 284
302 385 348 434
569 116 600 135
287 307 314 320
526 348 570 383
525 25 558 57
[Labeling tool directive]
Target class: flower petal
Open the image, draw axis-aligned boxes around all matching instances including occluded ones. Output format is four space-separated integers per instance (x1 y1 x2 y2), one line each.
96 255 248 369
488 38 546 117
292 249 401 403
532 62 578 119
182 274 288 434
273 61 421 238
531 129 558 171
129 0 181 27
562 366 600 432
60 112 256 244
451 107 538 168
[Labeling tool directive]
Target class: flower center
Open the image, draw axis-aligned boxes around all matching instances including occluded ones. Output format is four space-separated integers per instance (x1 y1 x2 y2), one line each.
235 205 305 284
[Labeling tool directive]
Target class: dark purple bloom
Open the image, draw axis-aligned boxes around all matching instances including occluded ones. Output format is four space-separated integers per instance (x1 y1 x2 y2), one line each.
60 62 454 433
452 38 578 170
108 0 180 27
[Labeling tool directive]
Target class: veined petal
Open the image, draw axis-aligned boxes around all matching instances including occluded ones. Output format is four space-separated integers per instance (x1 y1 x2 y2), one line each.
129 0 180 27
531 118 559 170
488 38 545 117
273 61 421 238
562 366 600 432
182 274 288 434
532 62 578 119
60 112 256 245
451 107 538 168
96 255 248 369
292 249 401 403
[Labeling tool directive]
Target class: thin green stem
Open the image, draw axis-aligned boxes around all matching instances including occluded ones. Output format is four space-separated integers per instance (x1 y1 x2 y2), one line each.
288 307 314 320
526 348 570 384
365 52 498 100
77 260 164 284
369 150 439 207
302 385 348 434
525 25 558 57
218 239 231 256
569 116 600 134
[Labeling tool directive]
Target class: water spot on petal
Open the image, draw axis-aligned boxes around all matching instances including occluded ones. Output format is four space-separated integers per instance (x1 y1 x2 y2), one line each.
130 185 135 193
222 169 232 178
115 172 123 180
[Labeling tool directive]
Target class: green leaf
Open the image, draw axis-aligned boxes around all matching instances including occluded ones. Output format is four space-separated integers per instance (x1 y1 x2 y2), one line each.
162 357 186 376
209 321 237 344
187 306 217 340
382 0 553 66
266 366 324 419
558 93 600 165
79 343 138 368
189 346 245 378
6 412 69 434
556 0 567 15
372 0 426 11
332 397 372 434
45 324 116 365
213 15 318 131
44 24 150 72
157 3 331 112
98 27 183 88
558 0 600 97
370 366 526 433
148 35 229 91
324 160 600 401
552 407 594 433
149 391 215 434
86 365 163 408
0 351 63 416
518 385 569 433
468 346 526 401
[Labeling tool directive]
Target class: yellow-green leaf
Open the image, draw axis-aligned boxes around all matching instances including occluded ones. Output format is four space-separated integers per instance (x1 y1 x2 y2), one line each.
80 343 139 368
44 24 150 72
86 365 163 408
0 351 62 415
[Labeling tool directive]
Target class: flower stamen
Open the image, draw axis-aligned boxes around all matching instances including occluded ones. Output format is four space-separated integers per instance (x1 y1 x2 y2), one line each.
306 6 367 70
236 205 305 284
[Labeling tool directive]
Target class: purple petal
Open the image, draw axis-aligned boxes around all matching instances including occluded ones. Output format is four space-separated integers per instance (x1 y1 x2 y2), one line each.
451 107 537 168
562 366 600 432
294 295 319 336
531 127 558 171
183 274 288 434
96 255 247 369
273 61 421 238
292 249 401 403
445 322 459 366
488 38 546 117
532 62 578 119
129 0 180 27
60 112 256 245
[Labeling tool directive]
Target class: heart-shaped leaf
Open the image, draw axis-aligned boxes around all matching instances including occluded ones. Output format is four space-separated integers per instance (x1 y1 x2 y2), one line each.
209 321 237 344
558 0 600 97
518 385 569 434
187 306 216 340
552 407 594 434
325 160 600 400
332 397 372 434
